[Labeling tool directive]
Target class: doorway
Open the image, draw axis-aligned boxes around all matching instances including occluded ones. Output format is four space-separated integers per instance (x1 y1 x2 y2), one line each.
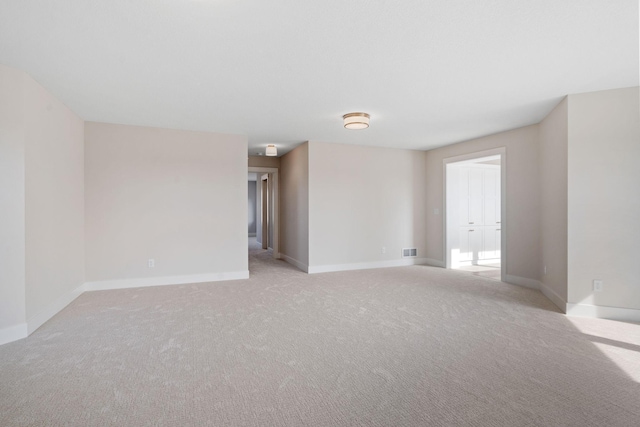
444 150 505 281
248 166 279 262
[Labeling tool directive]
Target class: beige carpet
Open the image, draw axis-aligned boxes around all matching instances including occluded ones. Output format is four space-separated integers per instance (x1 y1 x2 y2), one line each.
1 240 639 426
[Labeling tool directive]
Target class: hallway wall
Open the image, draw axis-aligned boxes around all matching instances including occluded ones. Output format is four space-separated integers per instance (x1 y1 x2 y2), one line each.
248 181 257 235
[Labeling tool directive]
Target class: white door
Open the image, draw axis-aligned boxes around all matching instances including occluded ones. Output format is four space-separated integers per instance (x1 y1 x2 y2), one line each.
481 225 501 260
459 226 481 263
483 169 500 226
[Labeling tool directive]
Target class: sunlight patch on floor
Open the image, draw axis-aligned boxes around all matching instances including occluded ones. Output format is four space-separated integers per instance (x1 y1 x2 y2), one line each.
568 316 640 382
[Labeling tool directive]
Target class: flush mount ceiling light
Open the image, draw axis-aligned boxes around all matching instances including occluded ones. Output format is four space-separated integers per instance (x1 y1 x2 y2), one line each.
343 112 370 130
265 144 277 156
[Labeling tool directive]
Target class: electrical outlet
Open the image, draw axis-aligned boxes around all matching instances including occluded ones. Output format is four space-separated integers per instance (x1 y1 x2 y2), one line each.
148 259 155 268
381 247 386 254
593 280 603 292
434 208 440 215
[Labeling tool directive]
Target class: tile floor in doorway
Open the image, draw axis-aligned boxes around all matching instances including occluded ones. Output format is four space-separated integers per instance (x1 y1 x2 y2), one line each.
456 264 501 280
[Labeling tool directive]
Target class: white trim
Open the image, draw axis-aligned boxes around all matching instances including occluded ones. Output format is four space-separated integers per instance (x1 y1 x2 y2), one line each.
539 282 567 313
0 323 28 346
280 254 309 273
27 282 86 334
504 274 541 290
308 258 428 274
566 303 640 323
425 258 445 268
84 271 249 292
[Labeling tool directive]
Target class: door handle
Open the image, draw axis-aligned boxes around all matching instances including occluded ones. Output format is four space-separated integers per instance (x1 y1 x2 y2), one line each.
496 221 501 224
497 229 501 231
469 222 474 224
468 229 475 232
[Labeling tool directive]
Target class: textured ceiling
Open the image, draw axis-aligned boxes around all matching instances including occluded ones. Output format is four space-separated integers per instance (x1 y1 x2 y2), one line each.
0 1 637 155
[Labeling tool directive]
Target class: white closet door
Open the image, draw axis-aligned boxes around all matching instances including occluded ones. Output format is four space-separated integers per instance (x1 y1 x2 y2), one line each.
468 168 484 225
458 168 471 225
459 227 481 262
481 225 501 260
483 169 500 226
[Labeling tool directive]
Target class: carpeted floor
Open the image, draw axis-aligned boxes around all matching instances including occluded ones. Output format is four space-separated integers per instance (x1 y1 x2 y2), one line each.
1 239 639 426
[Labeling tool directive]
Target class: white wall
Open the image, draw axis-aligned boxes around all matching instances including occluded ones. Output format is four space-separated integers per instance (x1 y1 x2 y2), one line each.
279 143 309 269
567 87 640 311
538 97 568 305
0 64 84 343
24 71 85 323
425 125 540 282
248 156 280 169
85 122 248 285
0 65 27 340
308 141 428 271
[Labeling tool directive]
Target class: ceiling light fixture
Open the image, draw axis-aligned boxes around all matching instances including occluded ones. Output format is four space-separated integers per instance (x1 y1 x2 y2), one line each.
265 144 277 156
343 112 370 130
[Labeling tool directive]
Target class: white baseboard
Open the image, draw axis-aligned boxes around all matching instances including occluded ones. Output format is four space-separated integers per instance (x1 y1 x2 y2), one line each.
0 323 28 346
308 258 428 274
566 303 640 323
280 254 308 273
539 282 567 313
425 258 445 268
504 274 541 290
27 282 86 335
85 271 249 292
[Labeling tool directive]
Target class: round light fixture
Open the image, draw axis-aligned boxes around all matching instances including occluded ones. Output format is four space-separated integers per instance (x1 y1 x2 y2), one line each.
343 112 370 130
265 144 278 156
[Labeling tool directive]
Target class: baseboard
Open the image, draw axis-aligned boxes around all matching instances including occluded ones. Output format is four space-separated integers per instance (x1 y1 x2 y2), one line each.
84 271 250 292
425 258 445 268
504 274 541 290
539 282 567 313
27 282 86 335
280 254 308 273
0 323 28 346
248 233 256 237
566 303 640 323
308 258 428 274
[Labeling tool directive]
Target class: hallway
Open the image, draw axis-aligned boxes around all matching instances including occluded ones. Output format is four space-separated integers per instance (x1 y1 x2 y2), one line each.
248 237 303 278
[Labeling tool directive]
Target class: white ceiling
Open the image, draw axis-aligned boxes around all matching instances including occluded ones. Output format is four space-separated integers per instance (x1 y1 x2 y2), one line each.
0 1 637 156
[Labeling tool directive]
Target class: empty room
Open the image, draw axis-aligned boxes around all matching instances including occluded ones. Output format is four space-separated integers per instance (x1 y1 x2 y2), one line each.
1 1 639 426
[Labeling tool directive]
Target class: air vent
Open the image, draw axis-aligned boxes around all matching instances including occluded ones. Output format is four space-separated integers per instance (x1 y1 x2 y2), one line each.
402 248 417 258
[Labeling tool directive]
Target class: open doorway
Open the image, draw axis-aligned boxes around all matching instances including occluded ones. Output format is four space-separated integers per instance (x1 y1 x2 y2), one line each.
444 150 505 281
247 167 279 273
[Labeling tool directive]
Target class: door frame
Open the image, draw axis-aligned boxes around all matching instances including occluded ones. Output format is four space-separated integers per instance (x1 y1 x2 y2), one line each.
248 166 279 259
443 147 506 282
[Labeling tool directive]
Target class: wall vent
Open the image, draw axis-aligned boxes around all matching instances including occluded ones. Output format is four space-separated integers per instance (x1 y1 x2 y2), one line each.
402 248 417 258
